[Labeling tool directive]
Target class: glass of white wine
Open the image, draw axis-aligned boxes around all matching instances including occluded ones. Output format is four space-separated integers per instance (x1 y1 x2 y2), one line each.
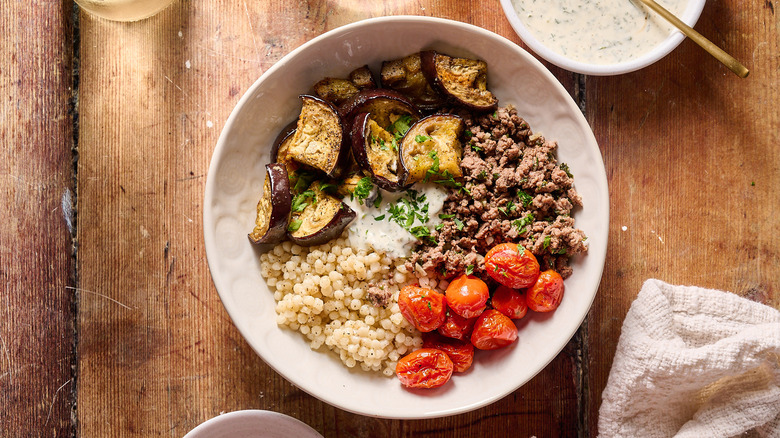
75 0 176 22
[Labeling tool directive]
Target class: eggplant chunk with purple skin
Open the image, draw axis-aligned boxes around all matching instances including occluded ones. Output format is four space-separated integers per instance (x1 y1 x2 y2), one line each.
420 50 498 112
340 88 421 133
248 163 293 245
348 65 377 90
270 119 301 177
380 53 444 110
286 95 349 178
399 114 465 186
287 182 356 247
350 112 402 191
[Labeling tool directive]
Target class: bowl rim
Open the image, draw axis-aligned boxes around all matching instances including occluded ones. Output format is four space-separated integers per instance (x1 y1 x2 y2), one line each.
204 15 609 419
498 0 707 75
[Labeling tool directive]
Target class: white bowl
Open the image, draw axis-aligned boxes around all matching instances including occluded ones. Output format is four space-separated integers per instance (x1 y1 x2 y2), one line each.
183 410 322 438
204 16 609 419
500 0 707 75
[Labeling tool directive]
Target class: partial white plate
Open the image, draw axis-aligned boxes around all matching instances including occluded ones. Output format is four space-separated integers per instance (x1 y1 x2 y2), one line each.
204 16 609 419
183 410 322 438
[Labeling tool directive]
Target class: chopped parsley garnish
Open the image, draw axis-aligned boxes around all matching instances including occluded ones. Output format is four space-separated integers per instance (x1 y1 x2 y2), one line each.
471 143 482 152
351 177 374 205
389 115 413 140
454 217 464 231
319 182 338 194
517 190 533 207
385 189 436 244
517 244 526 253
374 214 386 221
477 170 488 181
465 265 474 275
543 235 552 251
373 191 383 208
512 213 535 235
291 189 316 213
287 219 302 232
415 134 431 143
290 169 317 193
560 163 573 178
498 200 517 216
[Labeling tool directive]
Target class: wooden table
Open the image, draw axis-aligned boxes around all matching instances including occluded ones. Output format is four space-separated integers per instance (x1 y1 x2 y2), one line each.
2 0 777 436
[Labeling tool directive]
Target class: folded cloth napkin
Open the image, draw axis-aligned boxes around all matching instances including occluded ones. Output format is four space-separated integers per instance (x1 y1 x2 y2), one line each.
598 279 780 438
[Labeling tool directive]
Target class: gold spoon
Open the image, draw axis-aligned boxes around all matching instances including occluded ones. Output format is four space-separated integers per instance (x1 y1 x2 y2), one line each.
636 0 749 78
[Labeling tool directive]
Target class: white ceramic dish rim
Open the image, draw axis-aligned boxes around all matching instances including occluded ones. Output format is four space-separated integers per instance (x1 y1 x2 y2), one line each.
204 15 609 419
183 410 323 438
499 0 707 75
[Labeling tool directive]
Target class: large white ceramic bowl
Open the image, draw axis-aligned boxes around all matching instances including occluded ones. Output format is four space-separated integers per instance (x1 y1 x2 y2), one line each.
204 16 609 419
500 0 707 75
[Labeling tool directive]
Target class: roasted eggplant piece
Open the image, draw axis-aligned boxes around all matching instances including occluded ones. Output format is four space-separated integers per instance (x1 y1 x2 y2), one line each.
339 88 422 133
286 95 349 178
270 120 301 177
348 65 377 90
420 50 498 112
350 112 402 191
399 114 464 186
313 78 360 106
249 163 292 244
288 182 356 246
380 53 444 110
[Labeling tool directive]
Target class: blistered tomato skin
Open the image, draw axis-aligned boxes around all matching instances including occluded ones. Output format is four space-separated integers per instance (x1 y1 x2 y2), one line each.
423 332 475 373
396 348 454 389
398 285 447 332
491 285 528 319
445 274 490 318
438 309 478 341
526 270 564 313
471 309 518 350
484 243 541 289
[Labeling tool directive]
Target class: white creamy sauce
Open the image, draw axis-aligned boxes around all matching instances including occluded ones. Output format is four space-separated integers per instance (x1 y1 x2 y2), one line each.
512 0 689 64
344 183 450 259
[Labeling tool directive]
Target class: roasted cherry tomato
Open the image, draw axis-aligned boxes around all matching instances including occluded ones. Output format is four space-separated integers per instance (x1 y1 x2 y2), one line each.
398 284 446 332
484 243 540 289
396 348 454 389
438 308 477 341
526 270 564 312
491 285 528 319
445 274 489 319
422 332 475 373
470 309 518 350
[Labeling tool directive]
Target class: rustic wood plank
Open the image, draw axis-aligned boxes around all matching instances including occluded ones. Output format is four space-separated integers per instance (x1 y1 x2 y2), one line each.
0 1 76 436
585 0 780 433
76 1 583 436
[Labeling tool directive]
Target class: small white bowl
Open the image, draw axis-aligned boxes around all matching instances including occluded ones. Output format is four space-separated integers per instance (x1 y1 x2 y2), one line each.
183 410 322 438
500 0 706 75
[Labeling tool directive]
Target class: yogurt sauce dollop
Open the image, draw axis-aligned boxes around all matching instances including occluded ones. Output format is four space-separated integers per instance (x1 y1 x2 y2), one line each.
511 0 689 64
343 183 450 259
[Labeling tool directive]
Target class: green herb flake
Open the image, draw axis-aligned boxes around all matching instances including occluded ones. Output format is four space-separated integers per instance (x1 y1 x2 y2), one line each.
374 214 386 221
438 213 454 219
560 163 573 178
390 115 413 140
454 218 464 231
352 177 374 205
543 235 552 250
465 265 474 275
415 135 431 143
287 219 302 232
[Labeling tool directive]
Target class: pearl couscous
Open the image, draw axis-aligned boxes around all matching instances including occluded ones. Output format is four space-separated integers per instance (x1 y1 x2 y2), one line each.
260 235 449 376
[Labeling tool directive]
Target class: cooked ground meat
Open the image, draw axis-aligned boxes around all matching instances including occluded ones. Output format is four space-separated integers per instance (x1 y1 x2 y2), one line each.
408 105 588 281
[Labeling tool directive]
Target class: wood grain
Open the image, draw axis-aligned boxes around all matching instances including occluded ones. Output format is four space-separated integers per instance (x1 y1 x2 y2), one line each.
75 1 582 437
585 0 780 433
0 1 76 436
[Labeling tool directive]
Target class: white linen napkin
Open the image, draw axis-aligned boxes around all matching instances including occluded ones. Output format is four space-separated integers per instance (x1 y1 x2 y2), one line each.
598 279 780 437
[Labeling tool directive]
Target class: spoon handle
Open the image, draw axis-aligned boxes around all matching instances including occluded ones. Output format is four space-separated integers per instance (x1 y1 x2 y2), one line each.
636 0 749 78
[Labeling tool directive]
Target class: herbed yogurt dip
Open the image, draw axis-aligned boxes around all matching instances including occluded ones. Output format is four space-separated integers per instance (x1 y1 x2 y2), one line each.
511 0 689 64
